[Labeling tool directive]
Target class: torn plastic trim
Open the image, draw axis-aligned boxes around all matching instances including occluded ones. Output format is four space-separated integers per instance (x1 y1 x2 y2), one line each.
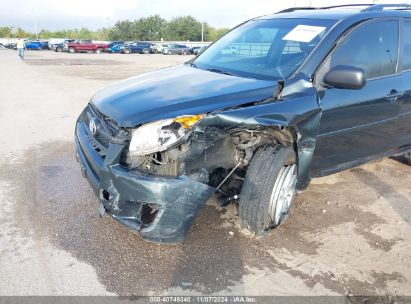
75 121 215 243
101 167 215 243
190 74 322 190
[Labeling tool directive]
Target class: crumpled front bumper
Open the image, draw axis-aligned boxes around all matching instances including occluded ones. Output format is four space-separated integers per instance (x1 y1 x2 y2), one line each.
75 120 214 243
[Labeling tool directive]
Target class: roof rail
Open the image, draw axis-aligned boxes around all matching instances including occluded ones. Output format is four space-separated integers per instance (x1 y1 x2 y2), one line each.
277 7 316 13
320 4 374 10
361 3 411 11
277 3 411 14
277 4 374 14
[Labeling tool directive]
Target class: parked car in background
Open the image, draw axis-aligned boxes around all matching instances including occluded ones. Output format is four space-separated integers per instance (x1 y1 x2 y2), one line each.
221 45 238 55
153 43 169 54
107 41 124 53
24 40 43 50
65 40 108 54
40 41 49 49
6 43 17 50
162 43 190 55
107 42 124 53
189 46 201 54
193 45 207 55
121 42 154 54
108 41 123 48
51 39 75 52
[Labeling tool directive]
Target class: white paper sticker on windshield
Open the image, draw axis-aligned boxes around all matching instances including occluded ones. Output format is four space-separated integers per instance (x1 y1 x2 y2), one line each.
282 25 326 43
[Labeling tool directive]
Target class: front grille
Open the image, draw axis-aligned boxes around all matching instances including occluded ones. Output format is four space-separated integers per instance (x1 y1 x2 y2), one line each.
83 104 122 157
88 104 121 138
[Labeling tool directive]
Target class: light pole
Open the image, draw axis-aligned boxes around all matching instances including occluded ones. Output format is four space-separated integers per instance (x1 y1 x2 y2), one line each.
32 9 38 40
201 22 204 42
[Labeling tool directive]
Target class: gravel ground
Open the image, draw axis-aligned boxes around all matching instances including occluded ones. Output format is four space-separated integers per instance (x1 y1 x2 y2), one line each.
0 49 411 297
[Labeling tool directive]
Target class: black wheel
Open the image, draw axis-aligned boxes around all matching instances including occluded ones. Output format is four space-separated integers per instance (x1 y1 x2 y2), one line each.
167 50 172 55
124 48 130 54
239 145 297 235
143 48 149 54
182 50 188 55
56 47 62 52
95 48 102 54
68 47 75 53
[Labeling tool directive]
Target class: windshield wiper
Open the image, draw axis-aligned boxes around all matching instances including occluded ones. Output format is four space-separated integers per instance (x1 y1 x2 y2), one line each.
205 68 235 76
189 63 237 76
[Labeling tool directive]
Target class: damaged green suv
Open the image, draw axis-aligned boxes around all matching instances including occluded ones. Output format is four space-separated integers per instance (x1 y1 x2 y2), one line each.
75 4 411 243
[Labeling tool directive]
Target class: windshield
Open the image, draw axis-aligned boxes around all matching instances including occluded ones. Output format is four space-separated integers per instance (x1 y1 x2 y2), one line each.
193 18 336 80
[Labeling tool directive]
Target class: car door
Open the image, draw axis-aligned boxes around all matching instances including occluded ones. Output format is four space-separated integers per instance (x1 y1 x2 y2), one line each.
171 44 178 54
396 18 411 148
311 18 403 175
137 42 145 53
84 40 93 51
79 40 87 51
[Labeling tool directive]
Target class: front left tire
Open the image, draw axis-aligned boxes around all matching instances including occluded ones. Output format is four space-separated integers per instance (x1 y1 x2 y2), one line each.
239 145 297 235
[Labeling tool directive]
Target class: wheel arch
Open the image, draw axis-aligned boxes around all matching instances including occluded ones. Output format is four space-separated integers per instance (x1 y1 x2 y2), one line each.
194 92 322 190
226 125 305 188
238 116 321 191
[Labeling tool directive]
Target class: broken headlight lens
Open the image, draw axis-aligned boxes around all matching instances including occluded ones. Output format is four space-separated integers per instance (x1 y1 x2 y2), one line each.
129 115 205 156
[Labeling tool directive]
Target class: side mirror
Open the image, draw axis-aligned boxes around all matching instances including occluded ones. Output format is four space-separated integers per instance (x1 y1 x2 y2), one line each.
323 65 366 90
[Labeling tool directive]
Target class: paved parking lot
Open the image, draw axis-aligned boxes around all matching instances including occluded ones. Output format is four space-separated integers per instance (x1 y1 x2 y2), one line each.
1 48 411 297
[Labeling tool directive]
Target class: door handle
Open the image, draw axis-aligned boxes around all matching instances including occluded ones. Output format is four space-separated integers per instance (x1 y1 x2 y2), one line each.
386 90 404 102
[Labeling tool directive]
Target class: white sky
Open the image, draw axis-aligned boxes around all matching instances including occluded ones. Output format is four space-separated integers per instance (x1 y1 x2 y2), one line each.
0 0 409 31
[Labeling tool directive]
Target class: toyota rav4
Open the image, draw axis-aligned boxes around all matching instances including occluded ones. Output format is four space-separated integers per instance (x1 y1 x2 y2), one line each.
75 4 411 243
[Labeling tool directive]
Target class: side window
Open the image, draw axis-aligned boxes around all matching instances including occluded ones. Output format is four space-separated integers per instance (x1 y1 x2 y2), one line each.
402 20 411 71
321 20 398 80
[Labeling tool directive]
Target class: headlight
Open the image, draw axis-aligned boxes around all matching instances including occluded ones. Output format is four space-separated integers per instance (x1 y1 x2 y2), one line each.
129 115 204 156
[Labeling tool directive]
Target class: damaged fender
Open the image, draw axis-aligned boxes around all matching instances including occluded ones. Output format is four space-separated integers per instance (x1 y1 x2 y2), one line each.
193 74 322 190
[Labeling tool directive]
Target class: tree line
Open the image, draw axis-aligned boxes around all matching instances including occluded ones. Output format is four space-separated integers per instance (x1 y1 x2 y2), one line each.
0 15 230 42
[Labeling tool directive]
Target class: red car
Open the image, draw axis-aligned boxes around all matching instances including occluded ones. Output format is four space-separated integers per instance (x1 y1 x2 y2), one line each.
64 40 108 54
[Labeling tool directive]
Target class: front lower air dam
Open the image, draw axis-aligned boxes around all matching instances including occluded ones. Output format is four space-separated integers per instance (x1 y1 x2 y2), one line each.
75 118 215 243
